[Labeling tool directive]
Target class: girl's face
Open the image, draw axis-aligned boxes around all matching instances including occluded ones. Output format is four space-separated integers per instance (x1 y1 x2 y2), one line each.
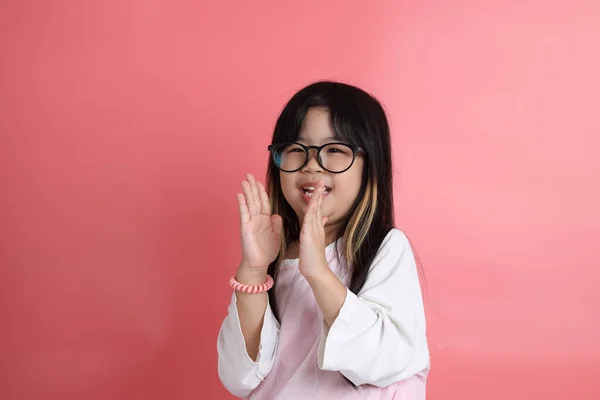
280 107 364 229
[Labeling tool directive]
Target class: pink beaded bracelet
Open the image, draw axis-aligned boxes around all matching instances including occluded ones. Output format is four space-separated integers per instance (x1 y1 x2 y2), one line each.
229 274 274 294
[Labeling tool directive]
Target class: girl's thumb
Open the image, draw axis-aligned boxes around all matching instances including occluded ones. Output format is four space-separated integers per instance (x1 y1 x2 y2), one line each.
322 216 328 226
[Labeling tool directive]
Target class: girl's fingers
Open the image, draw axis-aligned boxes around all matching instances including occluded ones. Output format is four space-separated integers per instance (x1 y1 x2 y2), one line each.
304 181 326 232
257 181 271 215
237 193 250 224
247 174 260 204
315 188 323 227
308 183 322 212
306 192 315 214
317 186 323 216
307 194 316 213
241 180 258 215
304 192 317 227
304 202 313 224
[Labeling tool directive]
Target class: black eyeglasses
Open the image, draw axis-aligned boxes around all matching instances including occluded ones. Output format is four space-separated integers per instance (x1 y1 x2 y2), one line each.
267 142 364 173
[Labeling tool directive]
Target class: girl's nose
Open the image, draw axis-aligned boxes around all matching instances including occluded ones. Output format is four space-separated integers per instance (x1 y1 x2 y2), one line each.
302 149 323 172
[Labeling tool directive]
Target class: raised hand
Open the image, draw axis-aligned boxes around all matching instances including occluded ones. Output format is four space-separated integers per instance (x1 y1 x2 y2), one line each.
237 173 283 271
298 180 329 279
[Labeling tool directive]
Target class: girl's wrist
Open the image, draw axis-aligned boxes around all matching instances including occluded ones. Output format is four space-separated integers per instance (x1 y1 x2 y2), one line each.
302 259 330 283
236 265 269 286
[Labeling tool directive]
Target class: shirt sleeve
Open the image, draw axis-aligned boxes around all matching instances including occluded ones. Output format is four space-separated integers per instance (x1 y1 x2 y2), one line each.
217 292 280 398
317 229 430 387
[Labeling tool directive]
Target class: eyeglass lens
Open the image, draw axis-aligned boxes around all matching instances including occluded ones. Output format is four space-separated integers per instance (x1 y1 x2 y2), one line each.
272 143 355 172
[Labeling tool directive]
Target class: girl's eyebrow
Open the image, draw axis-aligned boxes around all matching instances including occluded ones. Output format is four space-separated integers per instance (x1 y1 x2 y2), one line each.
297 136 339 143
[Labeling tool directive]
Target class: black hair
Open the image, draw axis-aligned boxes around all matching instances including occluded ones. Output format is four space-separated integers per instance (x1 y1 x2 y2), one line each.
266 80 395 320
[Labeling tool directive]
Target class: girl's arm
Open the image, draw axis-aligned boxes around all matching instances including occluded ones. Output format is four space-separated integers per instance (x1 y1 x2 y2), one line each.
305 268 347 327
217 268 280 398
217 175 281 397
234 268 270 360
310 229 430 387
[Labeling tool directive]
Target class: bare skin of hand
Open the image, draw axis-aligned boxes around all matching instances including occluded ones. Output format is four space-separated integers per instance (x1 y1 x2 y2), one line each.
298 181 329 279
235 173 282 361
238 173 282 272
298 180 348 327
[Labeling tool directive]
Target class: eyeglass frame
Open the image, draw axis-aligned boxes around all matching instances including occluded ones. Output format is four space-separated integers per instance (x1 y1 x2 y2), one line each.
267 142 364 173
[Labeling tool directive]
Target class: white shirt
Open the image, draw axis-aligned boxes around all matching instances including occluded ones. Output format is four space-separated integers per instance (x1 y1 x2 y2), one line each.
217 228 430 399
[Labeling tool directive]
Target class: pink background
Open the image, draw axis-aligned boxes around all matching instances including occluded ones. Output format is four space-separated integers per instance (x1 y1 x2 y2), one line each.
1 1 599 399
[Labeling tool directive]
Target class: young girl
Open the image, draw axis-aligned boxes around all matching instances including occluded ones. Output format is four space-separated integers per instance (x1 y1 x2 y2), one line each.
217 81 430 399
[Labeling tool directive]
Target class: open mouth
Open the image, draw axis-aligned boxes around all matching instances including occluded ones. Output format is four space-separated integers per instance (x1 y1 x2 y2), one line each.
300 184 331 201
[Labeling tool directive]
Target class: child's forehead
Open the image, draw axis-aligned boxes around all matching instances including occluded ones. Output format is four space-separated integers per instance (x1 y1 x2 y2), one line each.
296 132 338 145
297 108 338 144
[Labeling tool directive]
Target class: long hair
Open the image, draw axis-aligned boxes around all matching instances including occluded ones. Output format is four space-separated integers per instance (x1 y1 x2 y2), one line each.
266 81 395 320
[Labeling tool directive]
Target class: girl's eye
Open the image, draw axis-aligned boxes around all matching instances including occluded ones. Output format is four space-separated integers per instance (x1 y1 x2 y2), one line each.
287 147 304 153
327 147 347 154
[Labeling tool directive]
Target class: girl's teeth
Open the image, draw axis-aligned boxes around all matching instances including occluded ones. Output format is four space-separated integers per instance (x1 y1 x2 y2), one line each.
303 187 330 196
